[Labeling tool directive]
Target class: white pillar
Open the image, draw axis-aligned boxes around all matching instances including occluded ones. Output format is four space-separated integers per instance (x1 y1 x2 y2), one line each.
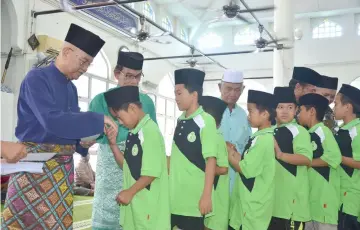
273 0 294 87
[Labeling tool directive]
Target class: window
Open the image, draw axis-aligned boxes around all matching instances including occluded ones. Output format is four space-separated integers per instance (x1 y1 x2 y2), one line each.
312 19 342 39
234 27 259 45
143 2 155 21
197 32 223 49
180 28 188 42
358 24 360 36
162 17 173 32
154 74 177 155
86 50 110 78
91 78 107 99
128 3 135 9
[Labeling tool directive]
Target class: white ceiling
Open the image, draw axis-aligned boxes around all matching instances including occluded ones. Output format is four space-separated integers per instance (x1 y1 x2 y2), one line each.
151 0 360 29
121 0 360 81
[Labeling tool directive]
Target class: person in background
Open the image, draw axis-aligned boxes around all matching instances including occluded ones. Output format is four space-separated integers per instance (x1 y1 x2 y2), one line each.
297 93 342 230
89 50 156 230
289 67 322 103
74 154 95 196
315 75 339 133
269 87 313 230
1 24 117 229
218 70 251 194
228 90 276 230
104 86 170 230
333 84 360 230
200 96 229 230
170 68 217 230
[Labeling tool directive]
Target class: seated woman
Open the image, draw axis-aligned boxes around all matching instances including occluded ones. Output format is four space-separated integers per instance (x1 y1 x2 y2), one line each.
74 154 95 196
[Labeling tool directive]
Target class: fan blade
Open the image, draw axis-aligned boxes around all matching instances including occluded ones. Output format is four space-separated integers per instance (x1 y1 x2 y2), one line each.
151 31 171 37
237 6 275 13
278 46 293 50
196 62 214 65
236 14 250 24
267 38 288 44
207 17 222 24
149 39 171 45
189 5 222 12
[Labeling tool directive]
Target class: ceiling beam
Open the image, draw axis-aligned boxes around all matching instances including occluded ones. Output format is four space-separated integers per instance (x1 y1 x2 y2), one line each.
32 0 146 18
144 49 274 60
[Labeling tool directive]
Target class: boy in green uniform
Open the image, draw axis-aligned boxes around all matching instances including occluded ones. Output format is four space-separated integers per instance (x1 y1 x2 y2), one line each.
104 86 170 230
169 68 218 230
297 93 342 230
90 51 156 230
333 84 360 230
227 90 276 230
200 96 229 230
269 87 313 230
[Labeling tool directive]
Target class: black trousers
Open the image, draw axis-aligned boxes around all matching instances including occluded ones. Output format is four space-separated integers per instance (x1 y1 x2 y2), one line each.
268 217 303 230
338 209 360 230
171 214 204 230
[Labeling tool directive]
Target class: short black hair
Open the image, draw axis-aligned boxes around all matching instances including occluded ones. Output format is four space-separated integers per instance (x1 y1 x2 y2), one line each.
114 65 123 73
289 79 309 90
303 105 326 122
256 104 276 122
111 101 142 112
184 84 203 100
339 93 360 118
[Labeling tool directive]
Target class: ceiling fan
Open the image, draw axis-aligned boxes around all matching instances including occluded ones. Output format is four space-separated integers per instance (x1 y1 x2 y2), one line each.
128 16 172 44
253 24 291 51
202 0 275 24
177 47 214 68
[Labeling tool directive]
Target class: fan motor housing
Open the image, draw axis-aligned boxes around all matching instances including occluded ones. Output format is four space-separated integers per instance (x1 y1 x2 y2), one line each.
223 5 240 18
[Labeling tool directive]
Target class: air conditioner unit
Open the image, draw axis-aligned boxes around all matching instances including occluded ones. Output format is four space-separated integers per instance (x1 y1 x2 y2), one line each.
34 35 61 67
37 35 62 53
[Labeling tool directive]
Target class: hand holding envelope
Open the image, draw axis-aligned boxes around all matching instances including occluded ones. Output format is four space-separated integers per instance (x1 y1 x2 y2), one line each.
1 141 27 163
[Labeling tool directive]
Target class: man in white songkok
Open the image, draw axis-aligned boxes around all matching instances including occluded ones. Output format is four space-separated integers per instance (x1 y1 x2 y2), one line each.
218 70 252 194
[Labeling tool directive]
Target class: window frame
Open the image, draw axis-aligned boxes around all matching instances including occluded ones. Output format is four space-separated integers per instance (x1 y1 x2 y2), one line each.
162 17 173 32
234 27 259 46
180 28 188 42
143 2 155 21
312 19 342 39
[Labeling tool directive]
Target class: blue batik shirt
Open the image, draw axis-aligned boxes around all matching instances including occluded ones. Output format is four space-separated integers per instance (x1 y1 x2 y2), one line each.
220 104 252 194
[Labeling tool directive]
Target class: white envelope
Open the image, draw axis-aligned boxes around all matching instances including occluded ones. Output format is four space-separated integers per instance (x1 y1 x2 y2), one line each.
1 162 45 175
20 153 57 162
81 134 101 142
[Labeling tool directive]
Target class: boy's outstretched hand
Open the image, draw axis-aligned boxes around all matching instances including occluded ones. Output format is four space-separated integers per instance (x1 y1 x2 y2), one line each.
116 189 134 206
199 193 212 215
105 126 118 146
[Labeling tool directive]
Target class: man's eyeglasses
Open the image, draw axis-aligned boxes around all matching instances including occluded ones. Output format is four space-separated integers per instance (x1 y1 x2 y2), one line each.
69 48 92 68
119 71 144 81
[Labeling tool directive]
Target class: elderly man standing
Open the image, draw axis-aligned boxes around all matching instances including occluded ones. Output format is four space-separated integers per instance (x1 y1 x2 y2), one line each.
1 24 117 229
219 70 252 193
89 50 156 230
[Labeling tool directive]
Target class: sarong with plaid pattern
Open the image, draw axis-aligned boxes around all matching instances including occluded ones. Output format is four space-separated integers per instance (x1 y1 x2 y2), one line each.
1 142 76 230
